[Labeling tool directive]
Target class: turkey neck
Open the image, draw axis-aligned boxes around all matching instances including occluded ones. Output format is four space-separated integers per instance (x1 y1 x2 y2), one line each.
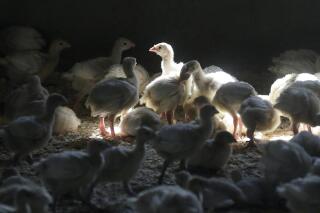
38 46 61 81
27 82 42 98
110 45 123 64
192 67 206 86
161 51 175 75
198 115 213 141
41 102 59 123
124 65 139 89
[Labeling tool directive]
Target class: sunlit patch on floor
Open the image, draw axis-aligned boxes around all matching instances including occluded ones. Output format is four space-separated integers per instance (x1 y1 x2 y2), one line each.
89 124 122 139
255 132 293 141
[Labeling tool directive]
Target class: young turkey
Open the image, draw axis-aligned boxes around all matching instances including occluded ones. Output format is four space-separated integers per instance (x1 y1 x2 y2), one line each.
34 139 109 208
188 131 235 172
277 175 320 213
119 107 162 136
151 105 217 184
274 84 320 134
85 57 139 138
1 39 70 84
129 185 203 213
149 42 183 77
213 81 257 138
0 94 67 163
259 140 313 185
0 26 46 54
239 96 280 146
289 131 320 157
0 173 52 213
65 37 135 108
268 72 319 104
95 126 155 195
175 171 246 211
184 60 237 103
4 75 49 120
140 61 194 124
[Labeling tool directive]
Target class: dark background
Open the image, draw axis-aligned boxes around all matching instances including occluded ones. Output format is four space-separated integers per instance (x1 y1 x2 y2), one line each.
1 0 320 93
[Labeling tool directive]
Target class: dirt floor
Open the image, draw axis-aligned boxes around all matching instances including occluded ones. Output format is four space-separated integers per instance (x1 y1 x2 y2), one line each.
0 77 294 213
0 109 295 213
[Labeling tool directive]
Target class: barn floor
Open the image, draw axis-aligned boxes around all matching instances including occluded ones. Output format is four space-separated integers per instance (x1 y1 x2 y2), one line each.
0 111 295 213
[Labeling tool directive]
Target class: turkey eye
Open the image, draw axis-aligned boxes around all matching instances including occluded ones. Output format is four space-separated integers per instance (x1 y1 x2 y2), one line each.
123 42 127 45
59 42 63 45
158 46 162 49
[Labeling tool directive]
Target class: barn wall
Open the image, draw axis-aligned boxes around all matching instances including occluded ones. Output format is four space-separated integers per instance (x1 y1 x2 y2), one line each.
0 0 319 91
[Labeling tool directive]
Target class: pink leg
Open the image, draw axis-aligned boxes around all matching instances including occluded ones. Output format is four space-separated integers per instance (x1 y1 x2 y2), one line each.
238 116 243 136
109 115 116 137
231 112 238 138
99 117 108 137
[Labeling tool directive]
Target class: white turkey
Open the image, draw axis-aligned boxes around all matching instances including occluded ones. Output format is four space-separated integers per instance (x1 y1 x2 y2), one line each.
140 62 194 124
274 83 320 134
185 60 237 103
149 42 183 77
53 106 81 135
269 72 320 104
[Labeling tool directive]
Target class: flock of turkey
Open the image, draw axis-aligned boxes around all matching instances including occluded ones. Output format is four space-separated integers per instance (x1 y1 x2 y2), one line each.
0 26 320 213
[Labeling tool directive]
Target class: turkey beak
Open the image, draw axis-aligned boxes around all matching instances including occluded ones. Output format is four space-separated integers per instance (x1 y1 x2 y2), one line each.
149 46 157 53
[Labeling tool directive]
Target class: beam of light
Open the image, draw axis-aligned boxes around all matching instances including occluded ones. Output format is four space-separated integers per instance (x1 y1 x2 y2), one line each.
237 132 293 143
221 113 247 134
257 95 270 101
255 133 293 141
